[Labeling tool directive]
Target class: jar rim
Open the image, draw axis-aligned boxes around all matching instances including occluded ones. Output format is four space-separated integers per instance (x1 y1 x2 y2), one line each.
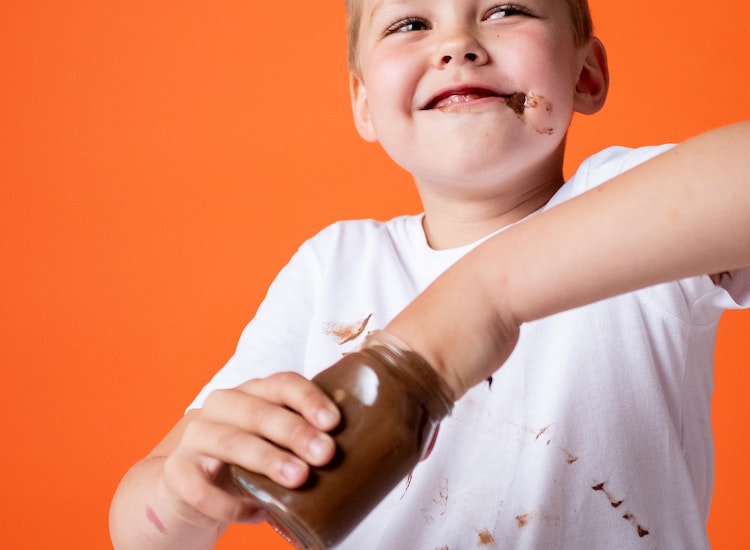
362 331 454 421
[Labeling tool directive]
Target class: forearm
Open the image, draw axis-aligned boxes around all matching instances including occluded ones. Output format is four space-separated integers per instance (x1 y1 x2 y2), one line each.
109 457 224 550
388 121 750 397
498 121 750 323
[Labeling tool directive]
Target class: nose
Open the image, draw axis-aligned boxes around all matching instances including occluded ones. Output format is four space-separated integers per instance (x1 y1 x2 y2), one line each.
435 29 488 68
440 52 480 64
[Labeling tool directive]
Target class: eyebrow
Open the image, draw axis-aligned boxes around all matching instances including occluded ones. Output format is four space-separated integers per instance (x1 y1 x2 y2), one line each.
369 0 411 21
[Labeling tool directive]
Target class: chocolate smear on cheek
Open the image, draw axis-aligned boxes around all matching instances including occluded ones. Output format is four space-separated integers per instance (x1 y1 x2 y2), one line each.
505 92 527 115
505 92 555 135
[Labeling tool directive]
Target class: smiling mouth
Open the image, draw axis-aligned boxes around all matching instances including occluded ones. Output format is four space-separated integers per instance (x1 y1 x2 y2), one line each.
423 89 528 114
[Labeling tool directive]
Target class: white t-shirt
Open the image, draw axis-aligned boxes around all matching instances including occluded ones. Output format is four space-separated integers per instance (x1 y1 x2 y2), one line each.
189 146 750 549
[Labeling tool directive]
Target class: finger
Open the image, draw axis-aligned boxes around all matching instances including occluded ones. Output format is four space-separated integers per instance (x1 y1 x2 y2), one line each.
238 372 341 431
212 465 269 524
181 416 313 487
162 451 263 527
200 389 337 469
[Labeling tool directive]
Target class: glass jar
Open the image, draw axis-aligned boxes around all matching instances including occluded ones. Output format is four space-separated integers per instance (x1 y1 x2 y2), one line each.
230 332 454 549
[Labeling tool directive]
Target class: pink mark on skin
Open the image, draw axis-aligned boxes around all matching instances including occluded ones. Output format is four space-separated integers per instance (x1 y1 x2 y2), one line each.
146 506 167 534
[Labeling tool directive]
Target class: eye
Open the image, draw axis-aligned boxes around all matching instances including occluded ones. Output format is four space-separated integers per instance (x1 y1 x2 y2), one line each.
384 17 430 35
484 4 533 21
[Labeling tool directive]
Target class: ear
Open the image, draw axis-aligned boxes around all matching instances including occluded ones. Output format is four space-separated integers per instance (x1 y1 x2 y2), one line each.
349 72 378 142
573 37 609 115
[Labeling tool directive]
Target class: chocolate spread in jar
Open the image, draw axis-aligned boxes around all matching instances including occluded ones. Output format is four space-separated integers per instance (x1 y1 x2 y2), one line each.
231 338 454 549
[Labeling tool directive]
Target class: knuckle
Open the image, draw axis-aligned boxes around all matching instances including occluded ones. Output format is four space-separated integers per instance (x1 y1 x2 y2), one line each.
298 385 326 412
180 474 213 511
202 387 233 409
240 438 294 482
285 419 319 451
163 456 214 517
213 427 245 459
236 398 270 430
270 371 305 387
254 444 283 473
275 372 326 408
236 376 266 393
180 417 205 442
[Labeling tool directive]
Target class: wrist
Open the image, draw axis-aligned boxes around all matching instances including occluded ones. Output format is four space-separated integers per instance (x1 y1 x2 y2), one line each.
361 331 458 402
382 249 521 399
364 329 464 401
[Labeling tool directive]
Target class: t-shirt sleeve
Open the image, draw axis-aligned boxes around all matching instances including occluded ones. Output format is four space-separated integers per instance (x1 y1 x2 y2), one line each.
185 241 320 411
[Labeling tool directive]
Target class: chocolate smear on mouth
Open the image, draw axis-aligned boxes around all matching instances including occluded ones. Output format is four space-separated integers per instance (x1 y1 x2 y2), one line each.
505 92 527 115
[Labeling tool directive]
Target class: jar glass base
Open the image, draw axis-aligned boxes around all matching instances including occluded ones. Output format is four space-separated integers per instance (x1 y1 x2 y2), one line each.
232 468 327 550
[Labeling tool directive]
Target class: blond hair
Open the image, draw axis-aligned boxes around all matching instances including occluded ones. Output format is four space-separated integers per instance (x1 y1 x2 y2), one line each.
345 0 594 73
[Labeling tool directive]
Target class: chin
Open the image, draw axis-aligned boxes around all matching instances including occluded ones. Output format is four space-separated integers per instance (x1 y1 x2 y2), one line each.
418 141 532 174
406 142 562 197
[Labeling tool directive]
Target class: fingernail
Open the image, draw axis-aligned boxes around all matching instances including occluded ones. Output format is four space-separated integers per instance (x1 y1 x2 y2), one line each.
281 460 306 484
308 435 332 462
317 406 339 428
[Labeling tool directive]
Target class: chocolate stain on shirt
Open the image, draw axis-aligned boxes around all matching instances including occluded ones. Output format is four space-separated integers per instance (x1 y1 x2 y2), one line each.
477 529 495 545
623 513 651 538
400 471 414 501
591 481 624 508
593 482 650 537
516 513 530 528
436 478 449 511
535 425 552 441
562 449 579 464
323 313 373 344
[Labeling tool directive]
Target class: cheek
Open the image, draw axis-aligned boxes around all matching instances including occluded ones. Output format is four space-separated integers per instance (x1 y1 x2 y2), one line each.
362 46 418 103
521 47 579 122
361 60 417 135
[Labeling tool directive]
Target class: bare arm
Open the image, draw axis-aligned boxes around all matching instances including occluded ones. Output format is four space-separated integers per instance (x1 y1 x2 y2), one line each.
387 121 750 398
109 374 341 550
109 412 229 550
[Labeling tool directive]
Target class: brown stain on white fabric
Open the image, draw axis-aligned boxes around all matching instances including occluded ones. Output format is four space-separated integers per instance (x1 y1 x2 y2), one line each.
323 313 372 344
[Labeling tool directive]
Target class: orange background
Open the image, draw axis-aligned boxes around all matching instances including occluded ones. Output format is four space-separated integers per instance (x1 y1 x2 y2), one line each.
1 2 748 548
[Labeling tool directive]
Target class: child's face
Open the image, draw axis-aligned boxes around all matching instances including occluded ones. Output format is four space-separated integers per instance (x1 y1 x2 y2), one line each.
350 0 607 195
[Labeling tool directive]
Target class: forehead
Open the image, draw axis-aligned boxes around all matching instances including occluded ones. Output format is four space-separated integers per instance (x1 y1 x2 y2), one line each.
367 0 409 16
362 0 571 21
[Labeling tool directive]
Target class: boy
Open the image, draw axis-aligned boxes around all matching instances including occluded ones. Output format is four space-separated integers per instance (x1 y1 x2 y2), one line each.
110 0 750 548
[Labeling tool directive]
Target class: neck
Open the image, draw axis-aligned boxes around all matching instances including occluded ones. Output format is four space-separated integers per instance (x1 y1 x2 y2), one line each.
417 169 564 250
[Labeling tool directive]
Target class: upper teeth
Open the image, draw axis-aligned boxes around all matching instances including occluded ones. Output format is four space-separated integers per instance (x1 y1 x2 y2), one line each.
446 94 480 103
435 94 483 108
